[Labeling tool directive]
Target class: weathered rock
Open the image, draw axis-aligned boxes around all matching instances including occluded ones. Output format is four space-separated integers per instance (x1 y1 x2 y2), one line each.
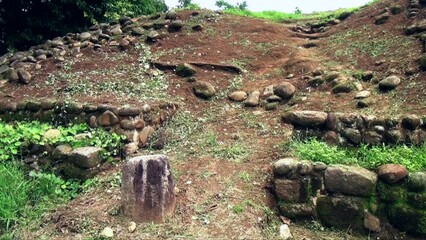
279 224 292 240
332 82 354 93
146 30 161 42
274 82 296 99
50 40 64 47
176 63 196 77
120 119 136 130
317 195 366 231
323 71 340 82
308 76 325 87
228 91 247 102
362 131 382 145
375 12 389 25
244 91 261 107
52 144 72 161
274 179 305 202
139 126 155 146
364 211 381 232
192 24 203 31
282 111 328 127
341 128 362 145
402 114 421 130
273 158 299 176
124 143 139 156
165 11 178 20
387 204 426 236
101 227 114 238
17 68 31 84
312 67 324 76
69 146 103 169
43 129 61 141
121 155 176 223
278 203 315 219
98 110 119 126
378 164 408 184
128 221 137 233
263 85 274 98
79 32 91 41
118 107 142 117
378 75 401 90
110 25 123 35
323 131 339 145
193 81 216 99
407 172 426 192
355 90 371 99
168 20 183 32
325 165 377 197
132 27 145 36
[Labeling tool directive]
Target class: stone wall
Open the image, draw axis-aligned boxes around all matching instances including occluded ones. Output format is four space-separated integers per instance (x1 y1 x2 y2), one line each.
282 110 426 146
0 100 177 148
272 158 426 236
0 100 177 180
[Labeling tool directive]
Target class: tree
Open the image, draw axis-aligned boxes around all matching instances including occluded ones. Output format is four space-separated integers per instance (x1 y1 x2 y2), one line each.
215 0 248 10
0 0 168 55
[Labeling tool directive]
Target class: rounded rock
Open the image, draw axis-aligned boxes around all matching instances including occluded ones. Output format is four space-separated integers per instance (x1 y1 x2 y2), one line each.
378 164 408 184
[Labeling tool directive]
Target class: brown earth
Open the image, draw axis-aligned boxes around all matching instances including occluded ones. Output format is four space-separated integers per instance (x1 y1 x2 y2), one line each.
3 0 426 239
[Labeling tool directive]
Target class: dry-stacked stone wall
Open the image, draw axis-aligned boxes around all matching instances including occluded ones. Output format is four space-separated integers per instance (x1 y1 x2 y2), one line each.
0 100 177 180
273 158 426 236
282 110 426 146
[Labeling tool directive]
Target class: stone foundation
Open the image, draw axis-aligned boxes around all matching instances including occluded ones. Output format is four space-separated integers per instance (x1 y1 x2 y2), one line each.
273 158 426 236
282 110 426 146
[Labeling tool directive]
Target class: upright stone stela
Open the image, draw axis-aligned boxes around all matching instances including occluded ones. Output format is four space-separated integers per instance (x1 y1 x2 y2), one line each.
121 155 176 223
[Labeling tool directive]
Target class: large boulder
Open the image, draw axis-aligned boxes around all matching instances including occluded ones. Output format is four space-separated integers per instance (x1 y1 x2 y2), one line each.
324 165 377 197
282 111 328 127
121 155 176 223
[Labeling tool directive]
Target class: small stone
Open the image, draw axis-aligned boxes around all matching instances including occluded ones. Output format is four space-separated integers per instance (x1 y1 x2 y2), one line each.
52 144 72 161
124 143 138 156
128 221 137 233
378 75 401 90
355 91 371 99
312 67 324 76
378 164 408 184
169 20 183 32
110 25 122 35
98 110 119 126
228 91 247 102
79 32 91 41
323 71 340 82
192 24 203 31
139 126 155 146
364 211 381 232
43 129 61 141
375 12 389 25
165 11 178 20
263 85 275 98
279 224 292 240
101 227 114 238
132 27 145 36
17 68 31 84
274 82 296 99
176 63 196 77
146 31 161 42
70 147 103 169
244 91 260 107
8 69 19 82
193 81 216 99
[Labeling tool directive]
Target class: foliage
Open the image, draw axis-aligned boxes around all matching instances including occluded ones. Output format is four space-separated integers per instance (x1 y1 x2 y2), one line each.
0 0 167 54
288 138 426 171
216 0 248 10
0 121 125 163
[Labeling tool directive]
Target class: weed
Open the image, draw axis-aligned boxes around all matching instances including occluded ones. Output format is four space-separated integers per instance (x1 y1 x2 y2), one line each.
238 171 251 182
213 142 249 162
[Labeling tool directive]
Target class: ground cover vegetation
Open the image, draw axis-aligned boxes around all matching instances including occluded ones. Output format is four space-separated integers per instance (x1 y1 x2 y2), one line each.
288 138 426 171
0 121 125 237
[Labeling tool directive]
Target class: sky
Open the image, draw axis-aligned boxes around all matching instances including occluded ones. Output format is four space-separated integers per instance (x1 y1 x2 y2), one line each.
164 0 373 13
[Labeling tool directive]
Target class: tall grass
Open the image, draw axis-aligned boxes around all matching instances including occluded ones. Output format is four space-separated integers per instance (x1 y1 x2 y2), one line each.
289 138 426 171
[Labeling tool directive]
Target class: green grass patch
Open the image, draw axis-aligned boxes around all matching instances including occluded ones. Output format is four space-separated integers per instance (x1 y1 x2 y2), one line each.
288 138 426 171
224 0 380 23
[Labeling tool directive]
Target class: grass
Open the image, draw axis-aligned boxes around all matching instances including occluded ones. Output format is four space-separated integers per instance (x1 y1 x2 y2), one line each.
288 138 426 171
224 0 380 23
